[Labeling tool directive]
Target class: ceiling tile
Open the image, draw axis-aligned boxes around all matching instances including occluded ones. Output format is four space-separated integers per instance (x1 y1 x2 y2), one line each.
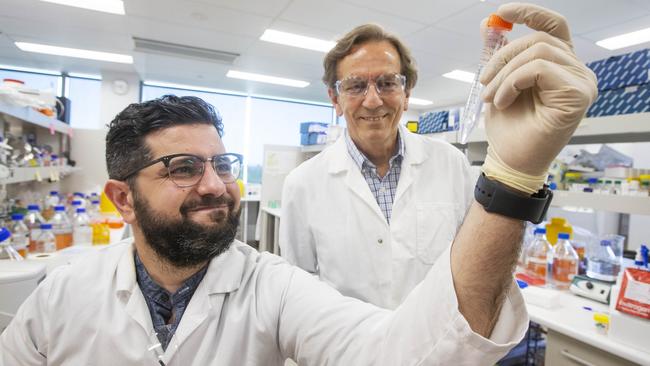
279 0 427 38
172 0 292 18
341 0 476 25
126 0 273 38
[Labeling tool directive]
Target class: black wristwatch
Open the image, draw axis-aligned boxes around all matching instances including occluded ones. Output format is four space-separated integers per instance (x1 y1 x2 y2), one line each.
474 173 553 224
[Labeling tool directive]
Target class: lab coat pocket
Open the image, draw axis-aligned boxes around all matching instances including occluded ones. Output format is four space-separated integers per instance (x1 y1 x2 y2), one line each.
415 203 458 265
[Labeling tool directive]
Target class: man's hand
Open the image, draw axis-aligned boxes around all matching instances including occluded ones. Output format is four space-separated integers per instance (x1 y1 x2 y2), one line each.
479 3 598 189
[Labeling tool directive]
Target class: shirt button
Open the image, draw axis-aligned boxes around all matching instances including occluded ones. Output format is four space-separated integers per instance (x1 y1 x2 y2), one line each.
379 187 386 193
377 239 383 244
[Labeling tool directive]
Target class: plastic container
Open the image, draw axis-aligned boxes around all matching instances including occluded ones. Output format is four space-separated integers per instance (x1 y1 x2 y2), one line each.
586 236 623 282
0 226 22 260
73 192 87 208
459 14 513 144
525 228 554 286
10 213 29 258
35 223 57 253
24 204 45 252
73 208 93 246
552 233 579 290
50 205 73 250
545 217 573 246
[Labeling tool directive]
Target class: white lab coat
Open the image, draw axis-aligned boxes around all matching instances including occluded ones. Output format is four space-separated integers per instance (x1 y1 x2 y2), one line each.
1 238 528 366
281 125 475 308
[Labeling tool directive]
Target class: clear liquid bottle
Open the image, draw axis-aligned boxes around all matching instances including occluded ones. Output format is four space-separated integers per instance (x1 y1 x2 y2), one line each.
51 205 73 250
526 228 554 286
586 240 621 282
24 204 45 252
35 223 57 253
10 213 29 258
73 192 87 209
459 14 513 144
552 233 579 290
0 226 22 260
68 200 82 221
73 208 93 246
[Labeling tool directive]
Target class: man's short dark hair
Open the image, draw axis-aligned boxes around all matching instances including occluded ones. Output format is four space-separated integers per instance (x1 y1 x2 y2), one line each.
105 95 224 184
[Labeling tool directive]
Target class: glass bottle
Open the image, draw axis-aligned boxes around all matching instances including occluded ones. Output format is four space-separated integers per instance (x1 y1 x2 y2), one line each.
526 228 554 286
73 208 93 246
552 232 579 290
10 213 29 258
35 223 57 253
586 240 620 282
0 226 22 260
24 204 45 252
50 205 73 249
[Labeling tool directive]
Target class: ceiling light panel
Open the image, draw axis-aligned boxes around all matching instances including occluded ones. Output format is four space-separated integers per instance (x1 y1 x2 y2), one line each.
260 29 335 53
596 26 650 50
442 70 475 83
15 42 133 64
226 70 309 88
39 0 125 15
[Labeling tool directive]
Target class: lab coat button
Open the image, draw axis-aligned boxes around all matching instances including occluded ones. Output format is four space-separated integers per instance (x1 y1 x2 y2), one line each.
377 239 383 244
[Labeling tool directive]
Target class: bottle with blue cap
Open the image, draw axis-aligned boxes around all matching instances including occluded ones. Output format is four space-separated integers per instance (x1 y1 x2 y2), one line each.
35 223 56 253
0 226 22 260
73 208 93 246
586 239 620 282
51 205 73 249
24 204 45 251
525 227 554 286
10 213 29 257
552 232 579 290
68 200 83 220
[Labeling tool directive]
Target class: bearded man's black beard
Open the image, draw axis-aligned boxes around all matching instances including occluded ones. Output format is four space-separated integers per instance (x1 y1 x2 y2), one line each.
133 190 240 268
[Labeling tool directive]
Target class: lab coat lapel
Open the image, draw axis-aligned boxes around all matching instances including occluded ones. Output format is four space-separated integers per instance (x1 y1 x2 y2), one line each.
114 243 154 336
394 125 428 205
163 242 246 362
328 136 386 223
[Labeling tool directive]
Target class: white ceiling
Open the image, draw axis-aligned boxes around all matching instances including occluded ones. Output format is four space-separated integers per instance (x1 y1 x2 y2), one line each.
0 0 649 109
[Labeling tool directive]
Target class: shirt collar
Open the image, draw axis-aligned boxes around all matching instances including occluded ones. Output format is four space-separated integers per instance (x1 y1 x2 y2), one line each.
115 239 247 300
134 251 208 306
344 127 405 171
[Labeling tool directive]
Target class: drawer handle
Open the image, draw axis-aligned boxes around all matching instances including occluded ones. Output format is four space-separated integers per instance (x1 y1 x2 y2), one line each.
560 349 596 366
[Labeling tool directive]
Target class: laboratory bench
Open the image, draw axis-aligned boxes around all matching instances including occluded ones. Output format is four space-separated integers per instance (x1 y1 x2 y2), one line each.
523 286 649 366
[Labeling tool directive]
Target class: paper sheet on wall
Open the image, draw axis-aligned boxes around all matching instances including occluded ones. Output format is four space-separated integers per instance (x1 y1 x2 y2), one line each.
264 151 298 176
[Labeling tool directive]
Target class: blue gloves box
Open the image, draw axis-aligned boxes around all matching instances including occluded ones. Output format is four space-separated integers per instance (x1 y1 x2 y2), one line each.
585 48 650 117
586 49 650 92
417 110 449 134
301 132 327 145
587 83 650 117
300 122 329 133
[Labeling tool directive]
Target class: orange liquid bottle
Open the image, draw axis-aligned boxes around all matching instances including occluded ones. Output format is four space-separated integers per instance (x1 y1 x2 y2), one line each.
552 233 579 290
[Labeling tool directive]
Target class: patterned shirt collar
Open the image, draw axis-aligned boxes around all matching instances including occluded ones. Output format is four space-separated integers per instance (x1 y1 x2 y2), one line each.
344 127 405 171
134 251 208 350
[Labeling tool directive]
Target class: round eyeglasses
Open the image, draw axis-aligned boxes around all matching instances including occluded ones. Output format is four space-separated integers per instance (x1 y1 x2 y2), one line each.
119 153 243 188
334 73 406 97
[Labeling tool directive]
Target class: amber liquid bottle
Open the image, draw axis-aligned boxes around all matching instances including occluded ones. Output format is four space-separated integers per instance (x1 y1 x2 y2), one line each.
552 233 579 290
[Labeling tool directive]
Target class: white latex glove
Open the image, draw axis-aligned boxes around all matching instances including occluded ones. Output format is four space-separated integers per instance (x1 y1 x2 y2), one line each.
480 3 598 194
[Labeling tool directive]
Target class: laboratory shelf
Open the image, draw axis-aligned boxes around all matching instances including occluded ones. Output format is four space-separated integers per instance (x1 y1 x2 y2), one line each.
0 101 71 134
0 166 81 184
550 190 650 216
424 112 650 145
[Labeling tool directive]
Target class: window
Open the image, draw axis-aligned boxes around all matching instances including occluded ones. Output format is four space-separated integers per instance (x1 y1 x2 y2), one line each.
66 77 102 129
248 98 333 183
